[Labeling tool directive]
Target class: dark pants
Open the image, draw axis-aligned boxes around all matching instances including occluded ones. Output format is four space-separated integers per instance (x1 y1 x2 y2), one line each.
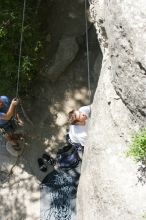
0 117 18 135
0 122 14 135
66 134 84 153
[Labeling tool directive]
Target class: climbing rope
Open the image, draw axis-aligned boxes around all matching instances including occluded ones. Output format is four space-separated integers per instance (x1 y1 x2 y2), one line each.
16 0 26 98
8 140 26 177
85 0 91 103
7 0 27 179
15 0 33 126
19 99 33 126
2 139 27 183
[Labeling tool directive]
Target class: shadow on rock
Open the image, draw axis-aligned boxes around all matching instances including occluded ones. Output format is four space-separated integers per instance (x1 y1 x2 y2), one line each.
137 160 146 185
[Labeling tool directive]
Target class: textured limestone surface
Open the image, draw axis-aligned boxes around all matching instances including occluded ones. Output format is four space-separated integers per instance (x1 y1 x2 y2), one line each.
77 55 146 220
91 0 146 127
77 0 146 219
43 37 79 82
105 0 146 123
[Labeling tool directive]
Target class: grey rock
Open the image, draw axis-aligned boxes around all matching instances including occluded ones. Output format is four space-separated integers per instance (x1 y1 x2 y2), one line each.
105 0 146 121
77 0 146 219
43 36 79 82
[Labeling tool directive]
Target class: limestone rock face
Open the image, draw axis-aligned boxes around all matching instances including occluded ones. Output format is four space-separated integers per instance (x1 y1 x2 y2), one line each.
104 0 146 122
91 0 146 127
43 36 79 82
77 1 146 219
41 0 88 83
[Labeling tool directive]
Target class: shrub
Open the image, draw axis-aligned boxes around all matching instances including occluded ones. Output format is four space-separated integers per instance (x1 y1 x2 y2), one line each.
0 0 43 95
127 129 146 162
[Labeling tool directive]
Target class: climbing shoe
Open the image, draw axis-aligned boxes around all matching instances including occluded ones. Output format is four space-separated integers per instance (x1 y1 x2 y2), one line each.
42 153 56 166
38 158 47 172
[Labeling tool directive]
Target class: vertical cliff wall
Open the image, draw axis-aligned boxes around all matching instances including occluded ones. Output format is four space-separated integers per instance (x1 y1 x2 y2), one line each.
77 1 146 219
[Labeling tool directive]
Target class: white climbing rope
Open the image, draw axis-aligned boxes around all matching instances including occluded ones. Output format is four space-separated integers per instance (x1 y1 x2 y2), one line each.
85 0 91 103
7 0 27 178
15 0 33 126
16 0 26 98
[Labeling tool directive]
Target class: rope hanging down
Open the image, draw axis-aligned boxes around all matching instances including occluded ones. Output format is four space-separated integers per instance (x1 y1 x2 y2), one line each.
85 0 91 102
7 0 27 178
15 0 33 126
16 0 26 98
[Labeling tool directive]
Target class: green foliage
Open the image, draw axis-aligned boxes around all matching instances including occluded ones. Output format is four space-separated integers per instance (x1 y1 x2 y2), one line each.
142 213 146 219
127 129 146 162
0 0 43 95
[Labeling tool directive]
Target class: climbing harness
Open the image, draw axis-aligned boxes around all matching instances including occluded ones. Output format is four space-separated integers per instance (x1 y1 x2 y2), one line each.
85 0 91 103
